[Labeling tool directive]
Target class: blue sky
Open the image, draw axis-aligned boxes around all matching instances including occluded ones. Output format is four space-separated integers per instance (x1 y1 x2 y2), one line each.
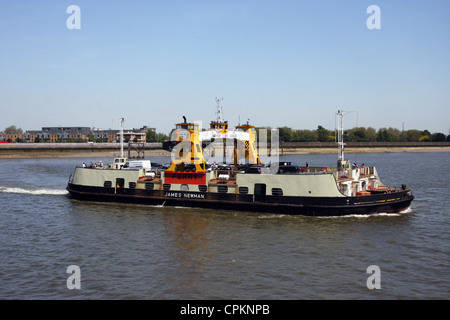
1 0 449 135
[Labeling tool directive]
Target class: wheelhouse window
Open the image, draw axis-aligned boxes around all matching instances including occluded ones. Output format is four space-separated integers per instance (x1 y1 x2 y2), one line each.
176 124 199 131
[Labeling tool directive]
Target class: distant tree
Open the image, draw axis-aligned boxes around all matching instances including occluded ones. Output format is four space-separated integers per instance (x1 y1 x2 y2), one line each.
290 130 299 142
386 127 400 141
146 129 169 142
4 125 23 134
377 129 387 142
400 129 422 142
295 130 318 142
347 127 376 142
377 127 400 142
155 132 169 142
367 127 378 141
316 125 330 142
419 135 432 142
236 124 449 144
353 129 366 142
432 132 446 142
146 129 157 142
278 126 293 142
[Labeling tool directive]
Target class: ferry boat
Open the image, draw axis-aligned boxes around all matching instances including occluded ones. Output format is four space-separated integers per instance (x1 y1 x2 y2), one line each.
66 111 414 216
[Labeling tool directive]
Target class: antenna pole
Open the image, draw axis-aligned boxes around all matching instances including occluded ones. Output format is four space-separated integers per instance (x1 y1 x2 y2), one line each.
120 118 124 158
337 110 345 162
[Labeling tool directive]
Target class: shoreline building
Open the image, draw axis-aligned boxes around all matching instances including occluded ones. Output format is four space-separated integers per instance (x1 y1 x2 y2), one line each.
23 126 154 143
0 132 27 142
27 127 92 142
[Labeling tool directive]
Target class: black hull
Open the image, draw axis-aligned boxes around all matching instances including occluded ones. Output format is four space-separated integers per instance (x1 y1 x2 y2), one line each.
67 183 414 217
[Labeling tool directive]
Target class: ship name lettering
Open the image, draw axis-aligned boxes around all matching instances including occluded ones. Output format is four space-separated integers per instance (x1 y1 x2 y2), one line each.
184 193 205 199
164 192 205 199
165 192 182 198
171 172 203 180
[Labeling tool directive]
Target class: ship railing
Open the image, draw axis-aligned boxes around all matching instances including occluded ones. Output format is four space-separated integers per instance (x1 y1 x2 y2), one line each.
369 186 406 193
335 166 375 180
303 166 333 174
387 186 407 192
359 166 372 176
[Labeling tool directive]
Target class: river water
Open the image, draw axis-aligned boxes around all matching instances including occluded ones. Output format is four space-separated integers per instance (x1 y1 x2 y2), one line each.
0 152 448 300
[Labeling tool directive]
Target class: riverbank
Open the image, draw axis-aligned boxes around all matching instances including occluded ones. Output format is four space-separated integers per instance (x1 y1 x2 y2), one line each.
0 146 449 159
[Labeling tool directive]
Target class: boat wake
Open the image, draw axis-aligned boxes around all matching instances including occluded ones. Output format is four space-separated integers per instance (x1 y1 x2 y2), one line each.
155 201 166 208
399 207 412 214
319 208 412 219
0 186 68 196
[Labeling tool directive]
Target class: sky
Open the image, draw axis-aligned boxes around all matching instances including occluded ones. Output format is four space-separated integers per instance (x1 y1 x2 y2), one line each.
1 0 449 135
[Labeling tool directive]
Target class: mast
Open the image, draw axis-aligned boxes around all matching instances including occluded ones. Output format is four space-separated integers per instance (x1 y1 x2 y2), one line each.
336 110 351 170
215 97 224 122
337 110 345 162
120 118 124 158
213 97 227 164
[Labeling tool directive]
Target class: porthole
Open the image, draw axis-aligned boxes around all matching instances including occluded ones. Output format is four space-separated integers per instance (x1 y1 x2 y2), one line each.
239 186 249 194
271 188 283 196
218 185 228 193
